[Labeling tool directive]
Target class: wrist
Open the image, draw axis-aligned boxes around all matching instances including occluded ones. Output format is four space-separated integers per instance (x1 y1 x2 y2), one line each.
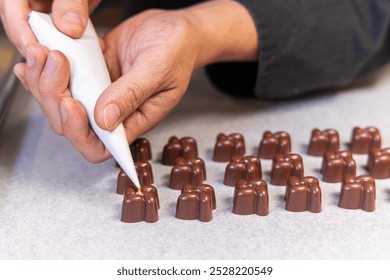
184 0 258 69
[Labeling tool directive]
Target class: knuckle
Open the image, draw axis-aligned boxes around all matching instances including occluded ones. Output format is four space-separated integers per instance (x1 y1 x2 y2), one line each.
158 13 191 37
123 83 145 112
37 82 50 98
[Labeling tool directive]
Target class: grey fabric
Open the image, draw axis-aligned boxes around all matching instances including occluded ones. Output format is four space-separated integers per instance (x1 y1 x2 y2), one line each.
238 0 390 98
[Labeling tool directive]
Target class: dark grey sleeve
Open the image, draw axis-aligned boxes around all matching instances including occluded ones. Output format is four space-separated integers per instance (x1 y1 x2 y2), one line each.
209 0 390 99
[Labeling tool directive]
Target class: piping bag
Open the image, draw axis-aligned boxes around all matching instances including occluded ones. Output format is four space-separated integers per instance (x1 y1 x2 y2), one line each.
28 11 141 192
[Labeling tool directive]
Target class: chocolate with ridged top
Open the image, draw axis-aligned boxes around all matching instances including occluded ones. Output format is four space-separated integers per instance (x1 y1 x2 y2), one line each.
130 138 152 162
116 161 154 194
321 151 356 183
233 179 269 216
338 175 375 212
169 157 207 190
270 153 304 186
121 184 160 223
175 183 216 222
307 128 339 156
162 136 198 165
224 155 262 186
350 126 381 154
285 176 322 213
258 131 291 159
115 138 152 168
212 133 245 162
367 147 390 179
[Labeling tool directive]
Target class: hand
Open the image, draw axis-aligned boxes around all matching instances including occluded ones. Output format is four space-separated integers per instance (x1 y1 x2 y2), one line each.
13 0 258 163
0 0 101 56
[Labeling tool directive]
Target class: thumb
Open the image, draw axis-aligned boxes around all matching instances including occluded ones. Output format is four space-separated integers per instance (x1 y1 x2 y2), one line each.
94 64 160 131
52 0 89 38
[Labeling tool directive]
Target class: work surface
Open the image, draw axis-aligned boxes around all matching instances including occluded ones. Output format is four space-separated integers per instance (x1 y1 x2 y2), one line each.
1 68 390 260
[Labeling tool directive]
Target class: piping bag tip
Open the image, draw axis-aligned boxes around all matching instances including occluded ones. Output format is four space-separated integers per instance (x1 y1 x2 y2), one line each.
28 12 141 192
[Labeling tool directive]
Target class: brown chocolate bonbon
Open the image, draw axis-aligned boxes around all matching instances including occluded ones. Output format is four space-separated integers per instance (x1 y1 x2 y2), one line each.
270 153 304 186
350 126 381 154
285 176 322 213
367 148 390 179
130 138 152 162
338 175 375 212
117 169 131 195
258 131 291 159
212 133 245 162
321 151 356 183
307 128 339 156
116 161 154 194
233 179 269 216
115 138 152 168
224 155 262 186
175 183 216 222
169 157 207 190
162 136 198 165
121 185 160 223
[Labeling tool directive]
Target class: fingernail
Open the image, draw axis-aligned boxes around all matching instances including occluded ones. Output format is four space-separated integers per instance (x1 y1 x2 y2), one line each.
44 53 58 74
60 100 68 123
62 12 83 27
103 103 121 130
26 47 35 67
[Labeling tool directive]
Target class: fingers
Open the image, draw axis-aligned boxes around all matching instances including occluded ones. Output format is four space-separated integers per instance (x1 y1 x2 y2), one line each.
94 61 164 131
38 50 72 133
1 0 36 56
13 63 28 90
10 25 110 163
52 0 89 38
60 97 111 163
24 44 48 94
20 43 71 134
121 90 181 144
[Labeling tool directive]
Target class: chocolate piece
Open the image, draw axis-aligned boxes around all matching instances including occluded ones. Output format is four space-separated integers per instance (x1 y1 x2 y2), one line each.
321 151 356 183
367 148 390 179
135 161 154 186
258 131 291 159
307 128 339 156
232 179 269 216
116 161 154 194
270 153 304 186
224 155 262 186
350 126 381 154
121 185 160 223
162 136 198 165
212 133 245 162
285 176 322 213
175 183 216 222
117 169 131 195
115 138 152 167
338 175 375 212
169 157 207 190
130 138 152 162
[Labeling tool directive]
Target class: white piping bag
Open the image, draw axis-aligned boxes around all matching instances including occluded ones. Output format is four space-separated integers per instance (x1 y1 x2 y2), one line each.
28 11 141 190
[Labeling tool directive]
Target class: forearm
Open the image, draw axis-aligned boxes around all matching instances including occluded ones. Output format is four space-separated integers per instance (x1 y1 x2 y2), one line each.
184 0 258 69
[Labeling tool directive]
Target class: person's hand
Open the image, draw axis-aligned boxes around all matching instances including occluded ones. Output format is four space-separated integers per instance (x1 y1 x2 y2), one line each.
0 0 101 56
13 0 258 163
